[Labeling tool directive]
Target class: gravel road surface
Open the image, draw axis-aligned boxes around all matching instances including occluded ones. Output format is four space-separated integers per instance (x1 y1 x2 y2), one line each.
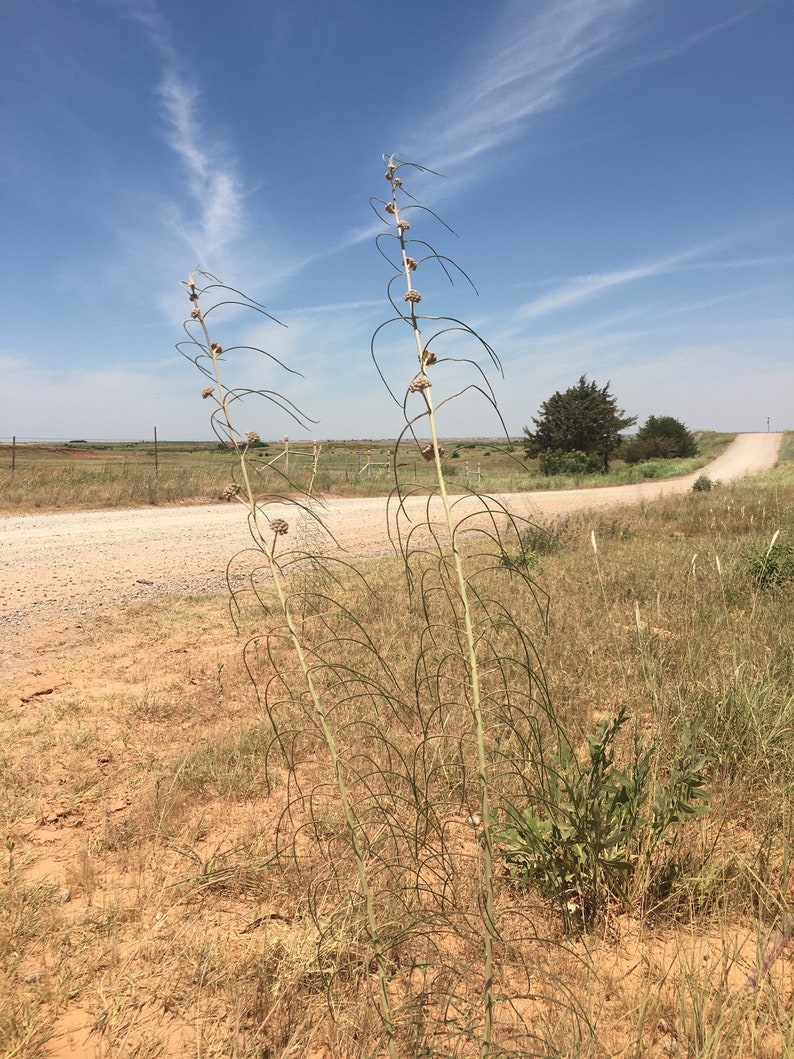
0 433 782 640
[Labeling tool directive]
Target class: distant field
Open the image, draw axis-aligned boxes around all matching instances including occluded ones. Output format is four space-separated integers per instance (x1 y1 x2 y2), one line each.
0 432 745 513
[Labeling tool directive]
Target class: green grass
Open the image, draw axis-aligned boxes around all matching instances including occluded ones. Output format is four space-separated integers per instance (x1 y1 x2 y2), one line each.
777 432 794 461
0 432 742 513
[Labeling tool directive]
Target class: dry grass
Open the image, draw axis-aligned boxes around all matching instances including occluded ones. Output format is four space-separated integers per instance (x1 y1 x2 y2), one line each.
0 434 735 514
2 461 792 1057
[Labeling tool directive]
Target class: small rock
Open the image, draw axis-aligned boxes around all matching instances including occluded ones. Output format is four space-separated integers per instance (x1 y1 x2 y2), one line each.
57 889 71 904
23 971 43 984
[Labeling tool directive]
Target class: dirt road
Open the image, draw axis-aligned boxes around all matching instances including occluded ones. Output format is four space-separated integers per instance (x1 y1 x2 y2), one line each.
0 433 783 647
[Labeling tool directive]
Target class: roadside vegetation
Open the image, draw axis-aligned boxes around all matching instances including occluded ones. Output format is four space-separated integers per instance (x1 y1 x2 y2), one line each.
0 431 736 514
1 158 791 1057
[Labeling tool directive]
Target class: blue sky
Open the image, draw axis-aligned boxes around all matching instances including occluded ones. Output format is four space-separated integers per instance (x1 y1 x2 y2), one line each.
1 0 791 443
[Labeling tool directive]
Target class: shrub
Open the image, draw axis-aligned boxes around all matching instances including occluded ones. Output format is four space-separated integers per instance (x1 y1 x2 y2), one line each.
519 516 580 555
495 706 710 930
499 545 539 572
623 415 697 464
523 376 636 471
692 473 712 492
635 459 672 480
538 449 602 477
749 535 794 588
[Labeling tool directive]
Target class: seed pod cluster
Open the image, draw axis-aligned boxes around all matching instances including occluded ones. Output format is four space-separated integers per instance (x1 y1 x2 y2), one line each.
421 444 444 462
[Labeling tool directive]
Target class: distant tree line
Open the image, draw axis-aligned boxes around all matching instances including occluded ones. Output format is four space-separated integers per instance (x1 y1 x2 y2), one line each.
522 376 697 475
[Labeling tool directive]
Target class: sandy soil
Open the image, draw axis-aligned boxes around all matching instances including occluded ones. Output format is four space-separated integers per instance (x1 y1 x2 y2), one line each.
0 432 782 675
0 431 787 1058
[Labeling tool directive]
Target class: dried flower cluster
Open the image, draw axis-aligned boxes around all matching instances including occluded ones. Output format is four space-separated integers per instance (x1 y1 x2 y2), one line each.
421 444 445 462
405 257 418 272
421 348 438 368
408 374 432 393
269 518 289 536
245 431 261 445
202 386 214 399
403 290 422 304
396 219 411 232
222 483 242 500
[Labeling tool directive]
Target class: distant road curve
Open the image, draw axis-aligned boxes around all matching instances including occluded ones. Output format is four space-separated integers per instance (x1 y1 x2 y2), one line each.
0 433 783 638
493 430 784 520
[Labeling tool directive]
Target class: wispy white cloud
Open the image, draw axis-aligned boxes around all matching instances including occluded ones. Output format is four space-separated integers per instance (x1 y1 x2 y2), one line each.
327 1 643 255
116 0 243 265
412 0 640 173
650 282 790 320
397 0 762 202
157 73 243 262
516 234 789 319
497 318 794 436
279 298 383 317
518 246 700 318
612 6 754 74
684 254 794 272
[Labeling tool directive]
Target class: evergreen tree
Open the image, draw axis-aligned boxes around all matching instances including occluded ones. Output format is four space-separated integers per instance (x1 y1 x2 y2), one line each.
623 415 697 461
523 376 637 472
